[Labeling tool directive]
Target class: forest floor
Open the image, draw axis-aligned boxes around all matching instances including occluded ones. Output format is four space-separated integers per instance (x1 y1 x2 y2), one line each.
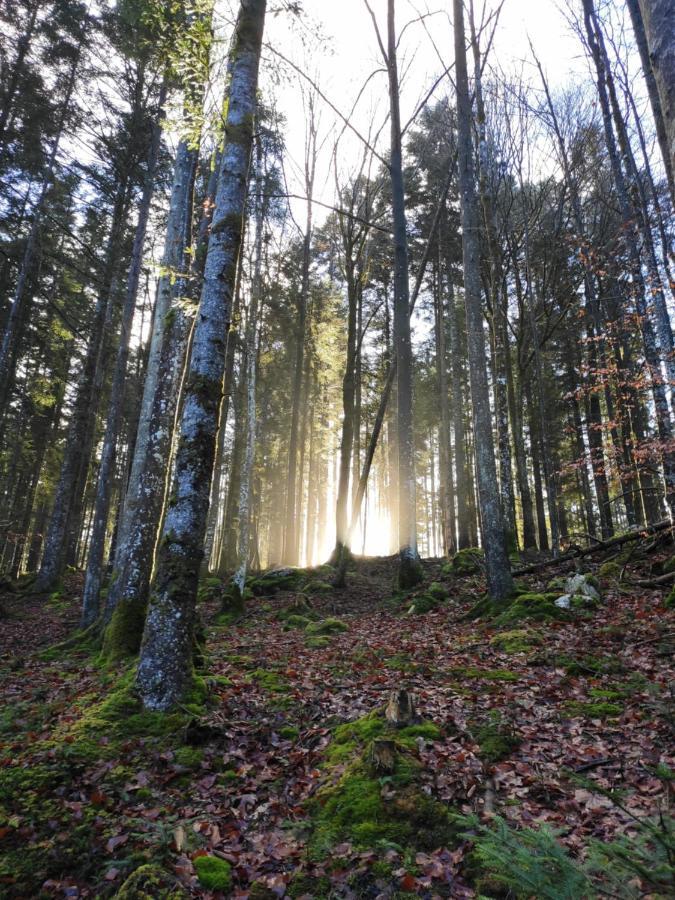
0 543 673 899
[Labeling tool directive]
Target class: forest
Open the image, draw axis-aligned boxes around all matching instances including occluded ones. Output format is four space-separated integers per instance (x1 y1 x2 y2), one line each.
0 0 673 896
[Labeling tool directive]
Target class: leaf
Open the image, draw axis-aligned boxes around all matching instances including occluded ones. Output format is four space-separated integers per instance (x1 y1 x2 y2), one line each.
106 834 128 853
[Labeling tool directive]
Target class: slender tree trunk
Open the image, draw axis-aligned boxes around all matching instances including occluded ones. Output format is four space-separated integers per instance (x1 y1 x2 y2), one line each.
0 39 82 418
384 0 422 587
584 0 675 516
136 0 266 711
233 139 266 595
32 182 130 592
80 81 167 627
453 0 512 599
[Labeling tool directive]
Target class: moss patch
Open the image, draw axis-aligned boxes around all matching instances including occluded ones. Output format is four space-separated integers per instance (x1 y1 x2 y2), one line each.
472 718 520 763
494 593 566 626
193 855 232 891
115 864 186 898
490 629 542 654
562 700 623 719
249 668 289 693
306 617 348 635
311 710 454 857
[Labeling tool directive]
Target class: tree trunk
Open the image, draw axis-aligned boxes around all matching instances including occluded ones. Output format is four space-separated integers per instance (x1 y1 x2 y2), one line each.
637 0 675 198
385 0 422 588
136 0 266 711
453 0 512 600
80 81 167 628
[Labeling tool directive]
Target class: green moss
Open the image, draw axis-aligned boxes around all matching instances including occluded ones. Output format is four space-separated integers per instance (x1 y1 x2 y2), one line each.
665 585 675 609
173 746 204 768
427 582 449 601
598 561 622 580
490 629 542 654
280 725 299 740
193 855 232 891
102 595 147 661
282 614 311 630
306 617 348 635
326 711 441 766
306 636 331 649
250 568 301 596
115 864 187 899
563 700 622 719
553 653 624 676
588 688 622 701
449 666 519 682
494 593 565 626
406 593 440 615
302 579 333 594
473 720 520 763
287 874 331 898
249 668 288 693
451 547 484 576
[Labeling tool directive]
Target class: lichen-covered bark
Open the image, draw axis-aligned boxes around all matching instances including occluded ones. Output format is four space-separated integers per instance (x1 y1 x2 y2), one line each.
453 0 513 602
136 0 266 711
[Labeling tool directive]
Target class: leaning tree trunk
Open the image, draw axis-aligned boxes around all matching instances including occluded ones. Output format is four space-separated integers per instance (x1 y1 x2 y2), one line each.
136 0 266 712
637 0 675 199
80 81 167 628
453 0 513 600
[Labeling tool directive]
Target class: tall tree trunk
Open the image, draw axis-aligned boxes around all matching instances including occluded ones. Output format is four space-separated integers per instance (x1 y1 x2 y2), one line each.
453 0 512 599
384 0 422 588
0 38 83 418
80 81 167 627
584 0 675 517
136 0 266 711
233 139 266 595
32 182 130 592
636 0 675 198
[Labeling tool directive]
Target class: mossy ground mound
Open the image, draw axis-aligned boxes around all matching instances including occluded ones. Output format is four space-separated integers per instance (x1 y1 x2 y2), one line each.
490 629 543 654
193 855 232 891
447 547 484 576
309 708 456 861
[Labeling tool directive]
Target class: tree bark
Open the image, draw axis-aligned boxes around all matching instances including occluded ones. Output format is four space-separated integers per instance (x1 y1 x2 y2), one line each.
136 0 266 711
453 0 512 600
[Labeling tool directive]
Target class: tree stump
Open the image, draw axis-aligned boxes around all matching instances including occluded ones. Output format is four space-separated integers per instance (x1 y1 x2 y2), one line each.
385 689 417 727
370 738 398 773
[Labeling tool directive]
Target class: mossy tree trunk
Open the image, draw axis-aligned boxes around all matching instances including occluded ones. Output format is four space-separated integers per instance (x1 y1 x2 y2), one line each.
136 0 266 711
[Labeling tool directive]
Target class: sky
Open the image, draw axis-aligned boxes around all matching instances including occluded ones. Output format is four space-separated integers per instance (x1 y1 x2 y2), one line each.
262 0 593 224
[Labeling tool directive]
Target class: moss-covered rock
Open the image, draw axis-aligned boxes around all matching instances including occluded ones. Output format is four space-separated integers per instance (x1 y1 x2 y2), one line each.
494 592 566 626
406 593 440 615
598 560 622 580
250 567 302 596
302 579 333 594
305 617 348 635
450 547 484 576
193 855 232 892
427 581 449 601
